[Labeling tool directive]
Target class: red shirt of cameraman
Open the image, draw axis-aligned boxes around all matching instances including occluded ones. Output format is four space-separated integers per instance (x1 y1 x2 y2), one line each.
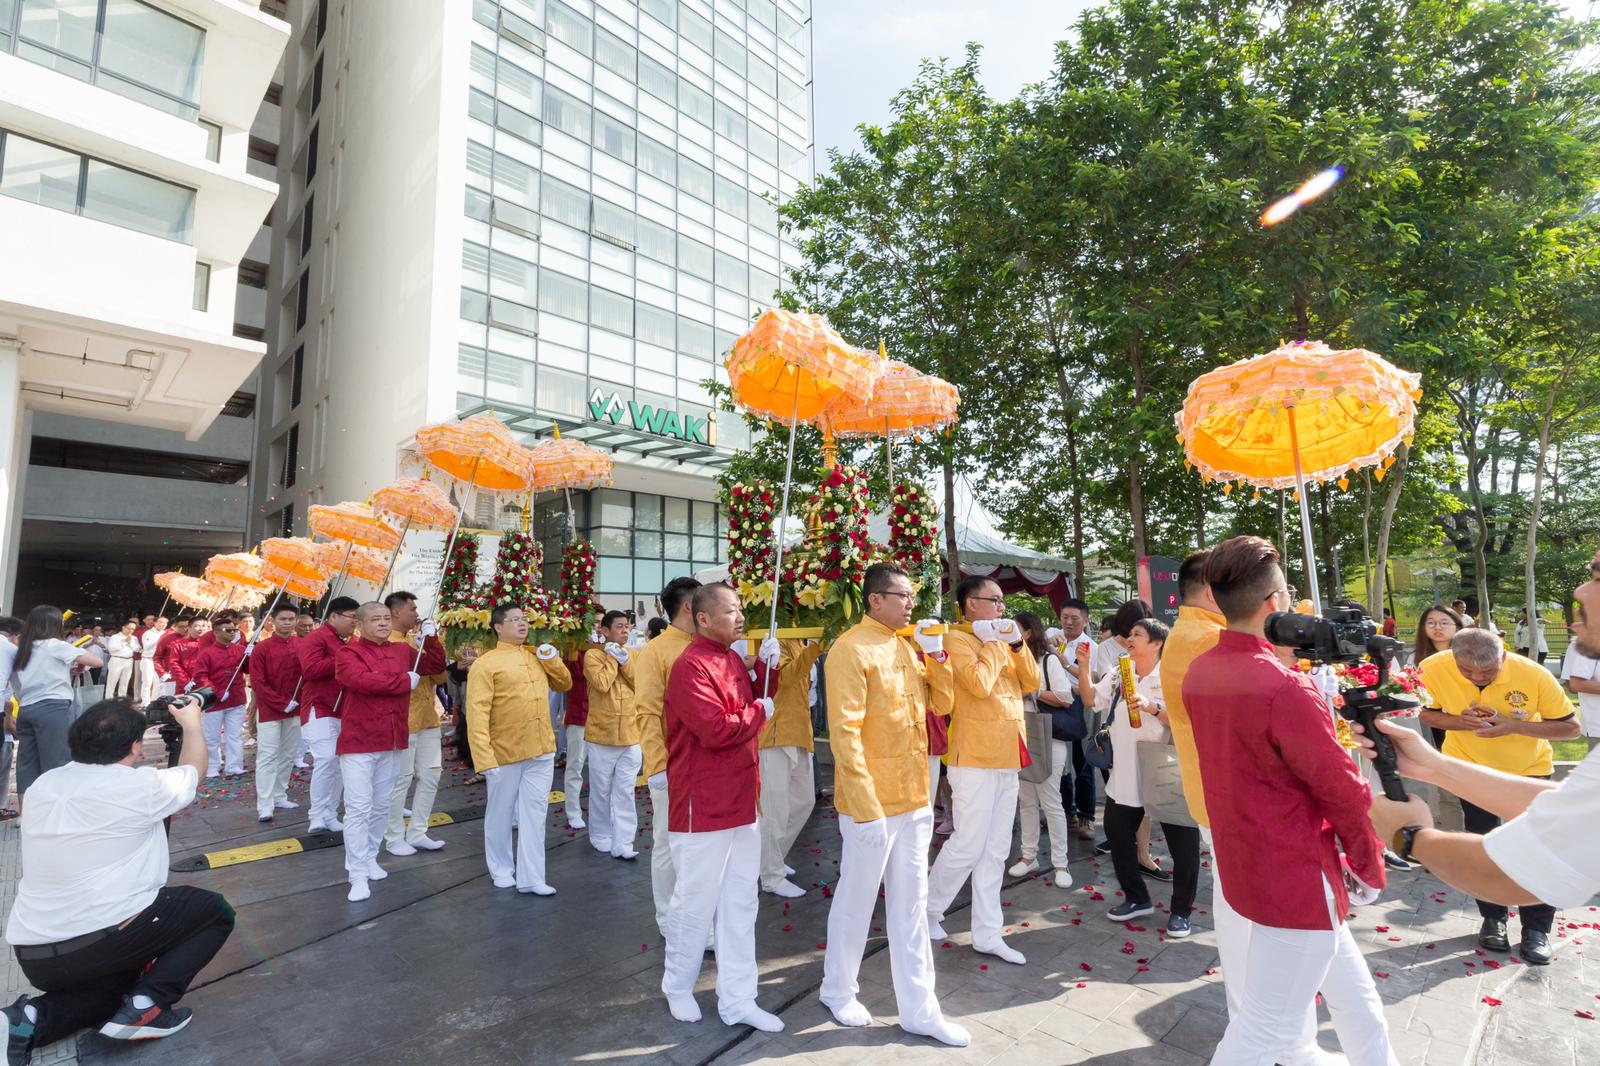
1183 630 1385 929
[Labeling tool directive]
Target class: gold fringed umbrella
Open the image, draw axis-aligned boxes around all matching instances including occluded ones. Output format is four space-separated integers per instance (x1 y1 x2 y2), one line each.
368 477 457 597
529 427 615 540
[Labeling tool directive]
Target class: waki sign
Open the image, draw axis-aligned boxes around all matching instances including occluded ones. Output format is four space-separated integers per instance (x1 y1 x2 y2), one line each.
588 389 716 446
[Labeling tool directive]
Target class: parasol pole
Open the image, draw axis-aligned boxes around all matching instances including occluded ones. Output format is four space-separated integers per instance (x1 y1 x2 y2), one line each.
327 538 356 605
155 566 180 619
375 514 413 598
885 415 893 485
418 456 482 669
564 487 576 543
218 575 291 701
762 385 804 700
1286 403 1322 614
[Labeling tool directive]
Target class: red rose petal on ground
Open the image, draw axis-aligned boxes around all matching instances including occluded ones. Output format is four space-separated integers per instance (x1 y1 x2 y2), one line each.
1080 963 1093 971
1375 925 1390 932
1205 968 1217 975
943 942 953 949
1137 965 1150 972
1126 925 1147 932
1374 972 1389 979
816 943 827 950
1076 982 1087 989
1577 1009 1596 1020
1482 996 1502 1007
782 924 792 932
979 964 988 971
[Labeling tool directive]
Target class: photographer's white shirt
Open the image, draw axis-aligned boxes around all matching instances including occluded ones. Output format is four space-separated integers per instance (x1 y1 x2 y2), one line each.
5 761 199 945
1485 750 1600 908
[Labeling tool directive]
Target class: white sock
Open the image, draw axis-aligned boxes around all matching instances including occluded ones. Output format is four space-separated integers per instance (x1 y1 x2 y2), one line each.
725 1005 783 1033
22 1004 38 1023
130 995 156 1010
828 999 873 1027
976 940 1026 965
667 994 702 1023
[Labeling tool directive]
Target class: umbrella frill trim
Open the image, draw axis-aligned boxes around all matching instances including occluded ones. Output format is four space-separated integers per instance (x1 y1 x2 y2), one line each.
820 360 961 439
307 502 404 552
371 478 457 529
726 309 882 426
529 437 615 493
414 415 537 496
312 542 390 585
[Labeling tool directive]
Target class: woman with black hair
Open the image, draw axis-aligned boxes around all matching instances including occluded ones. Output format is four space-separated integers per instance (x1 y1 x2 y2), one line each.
1008 612 1075 888
10 605 103 797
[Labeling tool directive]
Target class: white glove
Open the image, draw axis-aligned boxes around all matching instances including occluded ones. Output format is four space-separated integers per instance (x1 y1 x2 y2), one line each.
757 635 780 669
993 618 1023 645
1341 854 1381 906
244 643 255 658
535 643 559 661
605 642 630 665
1045 627 1065 647
856 817 889 850
972 619 1002 644
284 699 298 717
407 671 421 690
482 765 501 778
756 697 775 721
420 619 438 639
914 619 944 656
184 681 195 693
648 772 667 791
732 638 750 659
159 673 171 682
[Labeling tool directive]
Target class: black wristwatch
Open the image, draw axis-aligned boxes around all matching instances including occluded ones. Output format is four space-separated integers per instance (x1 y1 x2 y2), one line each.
1392 825 1424 863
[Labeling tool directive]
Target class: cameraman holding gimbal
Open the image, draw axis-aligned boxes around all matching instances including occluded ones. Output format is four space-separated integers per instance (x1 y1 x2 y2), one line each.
3 692 234 1063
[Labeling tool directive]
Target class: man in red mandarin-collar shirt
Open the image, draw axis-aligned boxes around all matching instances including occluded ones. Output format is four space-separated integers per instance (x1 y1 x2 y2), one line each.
1184 536 1395 1065
296 597 359 833
660 583 783 1034
186 612 248 780
249 604 304 824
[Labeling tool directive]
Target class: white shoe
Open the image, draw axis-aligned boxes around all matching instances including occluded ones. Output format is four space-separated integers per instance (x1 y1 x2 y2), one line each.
325 818 345 832
784 864 795 876
518 883 557 896
1054 868 1074 889
905 1017 970 1047
274 800 300 810
763 879 806 898
1008 858 1040 878
347 878 370 902
826 999 873 1027
244 738 257 748
294 761 309 769
308 822 326 833
492 876 516 889
402 807 412 818
569 814 586 830
591 842 614 855
612 848 639 861
975 940 1026 965
411 836 445 851
667 994 702 1023
722 1005 783 1033
386 841 417 857
928 918 947 940
366 861 388 881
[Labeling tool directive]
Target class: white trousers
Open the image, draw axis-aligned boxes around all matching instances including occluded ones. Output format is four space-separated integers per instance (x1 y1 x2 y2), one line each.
586 742 641 854
822 806 942 1031
562 724 586 812
1017 739 1071 867
201 705 247 778
385 727 443 845
295 727 312 766
137 659 156 704
484 754 554 889
662 822 760 1020
304 712 344 827
758 746 814 888
928 755 942 809
649 779 675 936
255 717 301 817
340 750 401 881
106 658 134 700
927 765 1018 948
1210 860 1396 1066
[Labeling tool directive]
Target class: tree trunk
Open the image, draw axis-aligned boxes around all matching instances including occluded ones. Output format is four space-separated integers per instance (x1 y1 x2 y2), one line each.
1525 381 1558 656
1462 428 1493 623
1294 286 1309 341
1196 494 1206 550
1127 335 1148 563
1317 484 1341 597
1054 365 1087 596
1373 443 1409 626
942 453 961 595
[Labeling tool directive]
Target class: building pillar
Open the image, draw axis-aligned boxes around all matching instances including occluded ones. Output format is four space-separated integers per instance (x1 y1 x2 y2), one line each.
0 337 28 610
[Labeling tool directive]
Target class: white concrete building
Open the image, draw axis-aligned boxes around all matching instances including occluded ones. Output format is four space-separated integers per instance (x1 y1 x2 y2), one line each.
0 0 288 611
253 0 813 611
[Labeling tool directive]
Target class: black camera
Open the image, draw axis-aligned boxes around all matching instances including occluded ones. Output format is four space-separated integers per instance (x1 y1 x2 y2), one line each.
144 686 215 727
1264 603 1415 801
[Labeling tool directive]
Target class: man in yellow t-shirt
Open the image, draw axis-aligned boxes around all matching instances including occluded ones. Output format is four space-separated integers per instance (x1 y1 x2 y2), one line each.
1418 628 1579 964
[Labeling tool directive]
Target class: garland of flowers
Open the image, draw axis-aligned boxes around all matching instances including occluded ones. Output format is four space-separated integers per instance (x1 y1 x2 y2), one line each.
886 480 943 615
726 480 777 601
437 531 485 613
559 539 597 613
486 528 544 611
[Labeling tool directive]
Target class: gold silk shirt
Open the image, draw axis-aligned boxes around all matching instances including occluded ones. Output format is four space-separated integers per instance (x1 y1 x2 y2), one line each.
582 645 639 747
633 625 694 778
760 639 822 751
464 642 572 771
944 629 1039 769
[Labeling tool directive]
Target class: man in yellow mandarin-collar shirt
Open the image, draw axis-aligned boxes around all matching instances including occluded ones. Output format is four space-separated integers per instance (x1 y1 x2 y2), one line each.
382 592 449 857
819 563 970 1047
926 576 1040 967
464 604 572 895
757 637 822 899
583 609 643 861
633 576 701 938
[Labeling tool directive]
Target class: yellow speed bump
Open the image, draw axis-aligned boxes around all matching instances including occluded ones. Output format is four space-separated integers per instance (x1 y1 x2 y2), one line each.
171 803 494 873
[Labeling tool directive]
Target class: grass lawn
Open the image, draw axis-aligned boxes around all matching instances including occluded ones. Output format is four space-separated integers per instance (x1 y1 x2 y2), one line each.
1553 738 1591 762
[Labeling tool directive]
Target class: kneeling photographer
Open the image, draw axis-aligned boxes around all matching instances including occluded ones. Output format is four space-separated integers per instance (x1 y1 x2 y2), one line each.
3 691 235 1062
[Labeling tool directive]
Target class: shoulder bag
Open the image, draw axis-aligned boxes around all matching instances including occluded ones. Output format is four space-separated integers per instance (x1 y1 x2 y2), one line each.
1019 683 1054 784
1082 689 1116 771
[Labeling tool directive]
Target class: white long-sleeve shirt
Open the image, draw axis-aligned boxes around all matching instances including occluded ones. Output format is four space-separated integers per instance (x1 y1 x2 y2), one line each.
1088 661 1167 807
105 634 136 660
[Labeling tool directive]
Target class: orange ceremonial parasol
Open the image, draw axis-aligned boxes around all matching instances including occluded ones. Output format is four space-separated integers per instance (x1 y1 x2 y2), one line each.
308 502 403 552
204 552 273 594
259 537 327 586
368 477 458 597
819 352 960 483
725 309 881 427
153 570 182 591
167 575 228 612
1175 338 1422 610
528 434 614 493
414 414 536 494
315 542 389 587
258 562 328 602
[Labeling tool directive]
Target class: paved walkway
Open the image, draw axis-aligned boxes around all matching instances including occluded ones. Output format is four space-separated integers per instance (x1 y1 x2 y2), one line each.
0 736 1595 1064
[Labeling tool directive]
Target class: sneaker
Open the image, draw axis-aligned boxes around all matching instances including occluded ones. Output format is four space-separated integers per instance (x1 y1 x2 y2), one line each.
1053 868 1073 889
3 995 35 1066
1076 819 1097 841
1007 858 1041 878
410 836 446 851
257 814 273 824
568 815 586 830
934 814 954 836
1167 915 1192 939
1382 849 1413 871
347 879 370 903
97 999 194 1041
762 879 806 899
1094 838 1112 855
612 848 639 861
1140 860 1173 882
386 841 417 857
274 800 300 810
1108 900 1155 922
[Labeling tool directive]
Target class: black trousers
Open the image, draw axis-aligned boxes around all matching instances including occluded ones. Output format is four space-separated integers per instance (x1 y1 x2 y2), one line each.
1064 740 1100 820
1104 799 1201 918
16 886 235 1046
1460 791 1555 934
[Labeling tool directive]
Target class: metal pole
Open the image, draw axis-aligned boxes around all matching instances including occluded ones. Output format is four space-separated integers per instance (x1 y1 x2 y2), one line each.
218 577 289 699
417 456 482 669
327 539 355 604
375 513 413 598
1286 404 1321 613
885 416 893 485
762 386 804 699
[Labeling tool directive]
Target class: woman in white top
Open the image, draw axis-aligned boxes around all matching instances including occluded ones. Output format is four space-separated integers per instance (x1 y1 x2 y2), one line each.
1077 617 1201 939
105 620 138 700
10 605 102 798
1007 613 1075 888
